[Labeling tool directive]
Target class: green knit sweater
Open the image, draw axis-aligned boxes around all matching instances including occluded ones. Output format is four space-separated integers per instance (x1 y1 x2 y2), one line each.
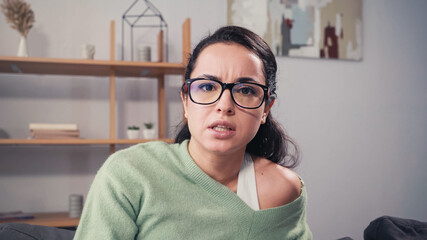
74 141 312 240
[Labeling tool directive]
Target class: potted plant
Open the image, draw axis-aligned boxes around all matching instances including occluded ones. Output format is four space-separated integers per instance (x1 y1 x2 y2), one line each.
1 0 35 57
143 122 156 139
126 125 140 139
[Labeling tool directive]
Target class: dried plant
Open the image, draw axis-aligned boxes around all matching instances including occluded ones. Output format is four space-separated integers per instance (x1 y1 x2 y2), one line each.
1 0 35 37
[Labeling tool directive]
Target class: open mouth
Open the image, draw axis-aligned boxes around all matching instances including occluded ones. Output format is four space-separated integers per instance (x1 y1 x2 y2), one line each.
212 125 233 132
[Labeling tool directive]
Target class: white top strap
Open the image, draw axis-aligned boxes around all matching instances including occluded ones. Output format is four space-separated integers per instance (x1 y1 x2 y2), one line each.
236 153 260 210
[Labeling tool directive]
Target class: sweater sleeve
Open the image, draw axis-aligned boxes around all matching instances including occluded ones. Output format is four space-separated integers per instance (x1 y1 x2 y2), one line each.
74 155 139 240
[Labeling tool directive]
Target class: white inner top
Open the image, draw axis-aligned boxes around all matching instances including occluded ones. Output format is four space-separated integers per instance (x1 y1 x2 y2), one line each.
236 153 260 210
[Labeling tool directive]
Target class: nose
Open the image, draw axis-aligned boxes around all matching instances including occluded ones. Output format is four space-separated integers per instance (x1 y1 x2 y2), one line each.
216 88 235 114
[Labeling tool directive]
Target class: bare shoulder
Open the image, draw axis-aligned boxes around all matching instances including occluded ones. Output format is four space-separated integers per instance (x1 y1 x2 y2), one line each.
253 156 302 210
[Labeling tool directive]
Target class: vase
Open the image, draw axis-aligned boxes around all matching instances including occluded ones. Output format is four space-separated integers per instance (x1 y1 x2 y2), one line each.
143 129 156 139
81 44 95 59
126 129 140 139
17 36 29 57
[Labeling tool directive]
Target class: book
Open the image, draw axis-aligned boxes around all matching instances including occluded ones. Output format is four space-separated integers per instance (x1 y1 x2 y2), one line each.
30 129 80 139
29 123 78 131
0 211 35 221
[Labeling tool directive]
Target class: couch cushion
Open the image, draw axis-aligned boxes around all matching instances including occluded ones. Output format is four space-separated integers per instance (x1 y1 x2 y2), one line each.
0 223 75 240
364 215 427 240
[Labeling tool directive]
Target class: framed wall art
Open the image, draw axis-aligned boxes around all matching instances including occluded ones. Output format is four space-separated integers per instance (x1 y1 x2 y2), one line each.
227 0 363 60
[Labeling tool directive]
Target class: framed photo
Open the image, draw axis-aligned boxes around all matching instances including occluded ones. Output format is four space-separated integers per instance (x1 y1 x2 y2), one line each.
228 0 363 60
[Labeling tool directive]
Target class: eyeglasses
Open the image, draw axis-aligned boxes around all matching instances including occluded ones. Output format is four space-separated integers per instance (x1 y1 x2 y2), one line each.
184 78 269 109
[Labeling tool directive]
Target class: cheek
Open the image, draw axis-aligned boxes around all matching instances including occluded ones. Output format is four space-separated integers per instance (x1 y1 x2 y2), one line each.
247 117 263 136
244 108 265 124
237 110 265 136
185 104 209 131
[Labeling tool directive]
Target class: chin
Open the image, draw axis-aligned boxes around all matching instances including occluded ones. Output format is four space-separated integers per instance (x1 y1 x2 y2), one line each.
202 139 246 155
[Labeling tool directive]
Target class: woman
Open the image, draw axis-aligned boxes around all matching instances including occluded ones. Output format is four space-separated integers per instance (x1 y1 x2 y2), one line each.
74 26 312 239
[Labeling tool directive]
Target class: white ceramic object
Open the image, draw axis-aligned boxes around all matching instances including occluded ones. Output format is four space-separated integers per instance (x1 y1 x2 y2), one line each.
127 129 140 139
81 44 95 59
17 36 28 57
143 129 156 139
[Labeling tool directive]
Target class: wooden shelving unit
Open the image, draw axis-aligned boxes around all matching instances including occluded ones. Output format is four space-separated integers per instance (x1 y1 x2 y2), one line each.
0 212 80 228
0 56 185 77
0 19 191 153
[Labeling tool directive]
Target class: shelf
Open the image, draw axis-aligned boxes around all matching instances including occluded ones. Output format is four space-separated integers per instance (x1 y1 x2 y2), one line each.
0 212 79 228
0 138 174 145
0 56 185 78
0 19 191 151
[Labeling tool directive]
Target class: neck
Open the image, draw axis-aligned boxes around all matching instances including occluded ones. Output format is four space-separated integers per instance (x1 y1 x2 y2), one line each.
188 139 245 190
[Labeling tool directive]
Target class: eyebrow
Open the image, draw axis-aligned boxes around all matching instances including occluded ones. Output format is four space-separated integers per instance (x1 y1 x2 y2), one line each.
198 74 219 81
197 74 259 84
236 77 258 83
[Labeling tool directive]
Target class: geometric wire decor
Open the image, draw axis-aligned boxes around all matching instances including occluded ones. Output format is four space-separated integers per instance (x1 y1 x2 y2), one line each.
122 0 168 61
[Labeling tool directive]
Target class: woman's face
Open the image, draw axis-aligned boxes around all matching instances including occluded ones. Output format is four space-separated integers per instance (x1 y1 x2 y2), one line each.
182 42 272 155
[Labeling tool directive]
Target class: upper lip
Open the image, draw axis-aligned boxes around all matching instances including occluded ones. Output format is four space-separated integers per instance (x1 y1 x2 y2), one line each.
208 120 236 131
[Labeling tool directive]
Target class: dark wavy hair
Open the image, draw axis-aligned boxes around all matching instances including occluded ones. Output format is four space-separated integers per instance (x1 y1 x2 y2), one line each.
175 26 299 168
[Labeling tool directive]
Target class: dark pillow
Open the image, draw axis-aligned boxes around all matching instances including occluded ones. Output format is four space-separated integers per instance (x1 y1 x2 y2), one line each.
364 215 427 240
0 223 75 240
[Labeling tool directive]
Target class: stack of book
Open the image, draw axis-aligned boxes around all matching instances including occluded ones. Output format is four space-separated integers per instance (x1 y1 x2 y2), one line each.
0 211 34 221
29 123 80 139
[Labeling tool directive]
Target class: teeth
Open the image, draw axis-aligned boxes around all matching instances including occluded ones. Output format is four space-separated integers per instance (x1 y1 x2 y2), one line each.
213 125 231 132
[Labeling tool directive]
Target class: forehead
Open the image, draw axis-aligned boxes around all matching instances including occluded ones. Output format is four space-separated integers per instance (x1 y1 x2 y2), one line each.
191 42 265 83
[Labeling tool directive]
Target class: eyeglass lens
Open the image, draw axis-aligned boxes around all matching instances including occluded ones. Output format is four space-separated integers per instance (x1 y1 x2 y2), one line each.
189 79 265 108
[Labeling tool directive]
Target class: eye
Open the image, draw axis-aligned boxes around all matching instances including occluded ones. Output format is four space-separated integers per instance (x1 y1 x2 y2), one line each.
197 81 217 92
241 87 256 95
235 84 257 95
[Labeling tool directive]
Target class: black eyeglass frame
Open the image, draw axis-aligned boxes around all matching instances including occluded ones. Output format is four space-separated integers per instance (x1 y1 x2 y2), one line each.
183 78 270 109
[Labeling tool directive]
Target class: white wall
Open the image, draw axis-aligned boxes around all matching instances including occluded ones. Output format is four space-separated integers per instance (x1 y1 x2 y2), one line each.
276 1 427 239
1 1 426 239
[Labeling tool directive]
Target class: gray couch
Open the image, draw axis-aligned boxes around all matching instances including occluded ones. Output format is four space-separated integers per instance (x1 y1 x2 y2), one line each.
1 215 426 240
0 223 74 240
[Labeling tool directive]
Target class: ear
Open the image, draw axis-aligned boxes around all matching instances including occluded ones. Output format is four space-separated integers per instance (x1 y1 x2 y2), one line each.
181 91 188 118
261 99 275 124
